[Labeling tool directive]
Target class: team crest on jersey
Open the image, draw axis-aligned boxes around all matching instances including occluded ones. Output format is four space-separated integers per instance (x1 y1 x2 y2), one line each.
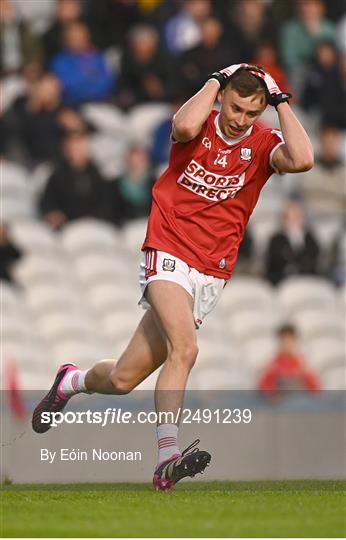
162 258 175 272
240 147 252 161
219 258 226 269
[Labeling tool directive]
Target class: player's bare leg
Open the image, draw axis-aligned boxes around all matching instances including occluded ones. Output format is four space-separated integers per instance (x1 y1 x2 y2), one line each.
85 310 167 393
146 280 211 491
32 310 167 432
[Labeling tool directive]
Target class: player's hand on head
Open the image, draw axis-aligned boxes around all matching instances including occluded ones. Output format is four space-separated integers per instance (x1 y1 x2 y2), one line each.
246 67 292 109
247 68 281 96
220 63 250 78
208 63 250 89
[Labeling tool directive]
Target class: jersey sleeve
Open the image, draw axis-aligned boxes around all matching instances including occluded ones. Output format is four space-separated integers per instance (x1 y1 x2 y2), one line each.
264 129 285 175
168 114 213 164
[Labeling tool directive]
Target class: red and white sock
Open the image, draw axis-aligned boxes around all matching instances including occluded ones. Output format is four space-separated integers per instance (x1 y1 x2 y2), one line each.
157 423 180 464
60 369 89 397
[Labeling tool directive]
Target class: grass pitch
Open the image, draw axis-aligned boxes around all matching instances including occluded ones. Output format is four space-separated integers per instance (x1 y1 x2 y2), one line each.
1 481 345 537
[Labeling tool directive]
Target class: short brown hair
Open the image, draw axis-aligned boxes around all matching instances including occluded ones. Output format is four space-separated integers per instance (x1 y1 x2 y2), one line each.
226 66 269 105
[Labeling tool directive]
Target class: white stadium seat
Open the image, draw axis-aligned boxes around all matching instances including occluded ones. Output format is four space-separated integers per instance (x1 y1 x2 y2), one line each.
87 282 139 314
122 219 148 256
322 366 346 390
1 196 35 222
37 312 100 344
11 253 71 287
242 336 277 375
1 281 21 311
74 254 129 285
51 341 110 369
306 337 345 373
218 276 276 315
292 309 345 341
9 220 60 255
226 309 276 343
101 310 143 342
24 284 84 316
247 215 280 257
127 103 172 146
90 132 128 178
61 219 124 257
277 277 337 316
82 103 127 136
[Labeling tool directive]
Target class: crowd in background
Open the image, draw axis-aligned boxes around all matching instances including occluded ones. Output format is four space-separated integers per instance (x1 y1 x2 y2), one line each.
1 0 345 288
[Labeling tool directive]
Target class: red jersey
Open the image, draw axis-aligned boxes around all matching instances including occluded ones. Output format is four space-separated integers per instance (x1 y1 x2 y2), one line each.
143 110 284 279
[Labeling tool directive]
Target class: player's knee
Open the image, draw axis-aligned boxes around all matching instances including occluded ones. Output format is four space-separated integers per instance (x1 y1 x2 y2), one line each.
170 342 199 370
109 371 134 395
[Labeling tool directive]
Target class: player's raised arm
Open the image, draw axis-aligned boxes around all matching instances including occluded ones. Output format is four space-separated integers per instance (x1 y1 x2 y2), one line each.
252 69 314 173
271 102 314 173
172 64 247 143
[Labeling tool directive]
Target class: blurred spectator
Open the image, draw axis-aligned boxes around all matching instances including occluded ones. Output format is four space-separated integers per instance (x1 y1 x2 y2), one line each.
164 0 212 55
0 224 22 282
300 125 345 219
252 41 291 95
39 132 112 229
329 230 346 286
50 21 116 105
258 324 321 395
0 0 43 77
301 40 346 128
150 98 184 166
226 0 277 63
84 0 143 50
280 0 335 82
112 145 155 226
117 24 179 108
181 16 230 95
233 229 254 275
3 73 89 165
42 0 83 65
265 200 320 285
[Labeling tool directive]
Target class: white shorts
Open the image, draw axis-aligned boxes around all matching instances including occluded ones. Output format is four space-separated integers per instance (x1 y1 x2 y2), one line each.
139 249 226 328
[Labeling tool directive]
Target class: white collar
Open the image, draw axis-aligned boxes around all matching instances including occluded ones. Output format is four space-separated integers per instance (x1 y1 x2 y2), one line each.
215 113 253 145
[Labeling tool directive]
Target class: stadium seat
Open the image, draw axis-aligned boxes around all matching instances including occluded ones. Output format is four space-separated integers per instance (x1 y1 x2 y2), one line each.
247 215 279 257
12 253 70 287
189 366 253 390
74 254 130 285
196 338 236 369
277 277 337 316
1 160 30 195
1 281 21 312
1 310 34 342
101 310 143 342
322 365 346 390
122 219 148 256
9 220 60 255
1 339 49 372
1 196 35 222
37 312 100 344
51 340 114 369
242 336 277 375
90 132 128 178
24 284 83 316
127 103 172 146
81 103 127 136
61 219 124 257
218 276 276 315
292 309 344 341
310 216 343 251
226 310 276 344
88 281 139 315
306 337 345 373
